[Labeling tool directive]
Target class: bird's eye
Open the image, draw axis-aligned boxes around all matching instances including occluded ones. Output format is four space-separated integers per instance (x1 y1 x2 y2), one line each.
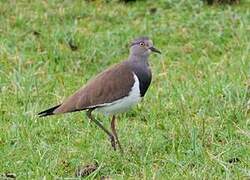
139 42 145 46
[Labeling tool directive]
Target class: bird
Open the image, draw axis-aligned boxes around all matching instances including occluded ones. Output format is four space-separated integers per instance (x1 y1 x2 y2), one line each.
38 37 161 151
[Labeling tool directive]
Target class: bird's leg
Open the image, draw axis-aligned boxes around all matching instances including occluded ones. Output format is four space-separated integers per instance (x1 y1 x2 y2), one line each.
111 115 123 153
86 110 116 150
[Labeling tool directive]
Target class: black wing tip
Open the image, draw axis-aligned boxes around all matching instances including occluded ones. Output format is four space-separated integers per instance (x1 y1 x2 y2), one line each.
38 104 61 117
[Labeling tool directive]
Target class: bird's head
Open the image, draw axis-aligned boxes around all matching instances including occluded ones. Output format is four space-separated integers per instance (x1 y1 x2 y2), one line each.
130 37 161 57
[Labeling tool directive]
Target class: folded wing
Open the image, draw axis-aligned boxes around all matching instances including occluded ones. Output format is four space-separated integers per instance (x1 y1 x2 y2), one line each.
49 62 135 115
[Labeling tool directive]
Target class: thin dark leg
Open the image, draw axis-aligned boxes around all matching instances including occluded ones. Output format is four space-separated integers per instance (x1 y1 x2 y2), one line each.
111 115 123 152
86 110 116 150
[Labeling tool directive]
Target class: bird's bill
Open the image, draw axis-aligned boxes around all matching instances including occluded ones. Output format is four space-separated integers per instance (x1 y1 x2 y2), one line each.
149 47 161 54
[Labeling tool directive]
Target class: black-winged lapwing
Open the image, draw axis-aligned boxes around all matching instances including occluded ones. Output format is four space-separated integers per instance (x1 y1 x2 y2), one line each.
38 37 161 151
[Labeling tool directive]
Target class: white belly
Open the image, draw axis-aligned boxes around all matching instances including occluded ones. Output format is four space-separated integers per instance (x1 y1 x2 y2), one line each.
97 73 141 115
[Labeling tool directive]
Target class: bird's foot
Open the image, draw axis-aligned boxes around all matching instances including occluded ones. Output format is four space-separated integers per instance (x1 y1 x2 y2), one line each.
116 141 123 153
113 137 123 153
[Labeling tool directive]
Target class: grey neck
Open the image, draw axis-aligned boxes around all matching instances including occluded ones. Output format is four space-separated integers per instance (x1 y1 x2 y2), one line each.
128 54 149 66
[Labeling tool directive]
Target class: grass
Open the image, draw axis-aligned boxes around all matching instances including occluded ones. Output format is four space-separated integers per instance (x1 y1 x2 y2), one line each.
0 0 250 179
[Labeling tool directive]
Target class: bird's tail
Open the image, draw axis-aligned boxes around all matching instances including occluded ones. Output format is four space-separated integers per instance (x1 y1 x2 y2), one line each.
38 104 61 117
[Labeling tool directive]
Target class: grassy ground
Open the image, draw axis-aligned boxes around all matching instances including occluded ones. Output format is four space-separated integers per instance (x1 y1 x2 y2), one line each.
0 0 250 179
